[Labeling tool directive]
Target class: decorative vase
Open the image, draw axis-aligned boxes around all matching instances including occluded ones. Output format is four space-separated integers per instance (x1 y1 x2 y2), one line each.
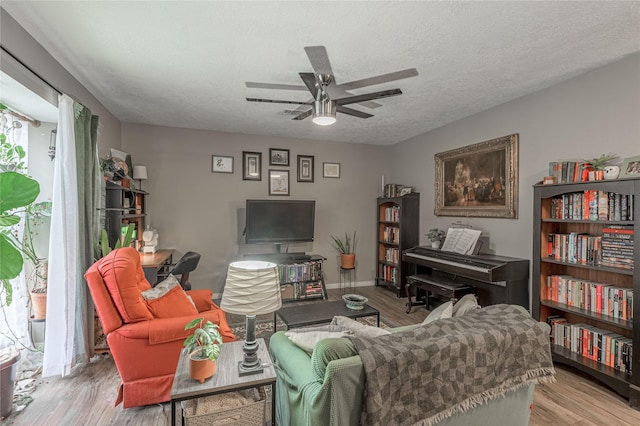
189 354 216 384
0 348 20 419
28 259 48 319
431 240 441 249
340 253 356 269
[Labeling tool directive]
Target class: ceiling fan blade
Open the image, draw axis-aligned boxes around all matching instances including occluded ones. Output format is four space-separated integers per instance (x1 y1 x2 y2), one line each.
299 73 320 98
246 97 311 106
335 88 402 106
338 68 419 91
246 82 307 91
336 106 373 119
292 109 313 121
304 46 334 77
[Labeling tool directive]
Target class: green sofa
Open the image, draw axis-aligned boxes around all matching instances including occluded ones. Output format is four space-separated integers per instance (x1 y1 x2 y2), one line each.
269 321 543 426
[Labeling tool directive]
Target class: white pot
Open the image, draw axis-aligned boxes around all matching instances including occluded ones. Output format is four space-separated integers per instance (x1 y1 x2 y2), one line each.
603 165 620 180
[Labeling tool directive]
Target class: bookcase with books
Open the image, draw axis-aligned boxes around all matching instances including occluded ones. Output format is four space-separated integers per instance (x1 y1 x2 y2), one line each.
277 256 327 302
532 177 639 409
376 193 419 297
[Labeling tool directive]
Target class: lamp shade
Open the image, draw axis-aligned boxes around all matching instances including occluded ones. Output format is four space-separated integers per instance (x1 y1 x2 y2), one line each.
133 165 148 180
221 261 281 315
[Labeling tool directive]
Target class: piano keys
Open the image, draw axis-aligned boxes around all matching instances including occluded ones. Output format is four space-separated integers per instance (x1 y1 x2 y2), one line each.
402 246 530 309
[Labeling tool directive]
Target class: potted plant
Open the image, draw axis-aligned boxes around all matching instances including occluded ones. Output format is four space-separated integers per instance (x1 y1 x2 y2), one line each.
583 153 617 180
183 317 224 383
0 172 39 418
331 231 357 269
426 229 446 249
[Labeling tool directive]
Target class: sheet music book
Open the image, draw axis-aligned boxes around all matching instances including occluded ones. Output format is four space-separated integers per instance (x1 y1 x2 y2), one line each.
441 228 482 255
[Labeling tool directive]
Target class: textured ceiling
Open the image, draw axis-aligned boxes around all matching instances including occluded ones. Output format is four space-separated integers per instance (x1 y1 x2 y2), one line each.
2 1 639 145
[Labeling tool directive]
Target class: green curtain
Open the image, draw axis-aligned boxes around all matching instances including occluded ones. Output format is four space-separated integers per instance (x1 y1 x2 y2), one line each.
73 103 99 359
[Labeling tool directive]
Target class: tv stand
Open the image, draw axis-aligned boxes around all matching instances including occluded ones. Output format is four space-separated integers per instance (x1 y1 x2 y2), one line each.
243 253 327 302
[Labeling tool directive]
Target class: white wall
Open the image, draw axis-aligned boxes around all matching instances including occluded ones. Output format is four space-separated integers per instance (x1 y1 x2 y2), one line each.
122 124 390 293
391 53 640 268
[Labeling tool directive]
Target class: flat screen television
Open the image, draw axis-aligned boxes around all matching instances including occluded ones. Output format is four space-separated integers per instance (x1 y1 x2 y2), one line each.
245 199 315 244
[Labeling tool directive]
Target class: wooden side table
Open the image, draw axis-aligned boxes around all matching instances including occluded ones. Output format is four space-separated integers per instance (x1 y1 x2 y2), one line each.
170 338 276 426
405 274 476 313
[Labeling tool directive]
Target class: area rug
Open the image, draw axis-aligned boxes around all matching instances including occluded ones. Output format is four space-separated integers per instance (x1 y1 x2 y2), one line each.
230 314 395 342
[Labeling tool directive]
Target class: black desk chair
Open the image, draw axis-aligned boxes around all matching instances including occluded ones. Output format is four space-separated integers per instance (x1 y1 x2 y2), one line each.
168 251 201 290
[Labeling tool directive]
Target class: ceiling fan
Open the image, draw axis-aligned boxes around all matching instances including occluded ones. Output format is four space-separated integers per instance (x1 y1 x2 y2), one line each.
246 46 418 126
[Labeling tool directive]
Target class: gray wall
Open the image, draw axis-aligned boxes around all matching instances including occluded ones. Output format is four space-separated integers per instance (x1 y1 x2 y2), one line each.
391 53 640 280
123 53 639 296
0 8 122 155
122 124 390 293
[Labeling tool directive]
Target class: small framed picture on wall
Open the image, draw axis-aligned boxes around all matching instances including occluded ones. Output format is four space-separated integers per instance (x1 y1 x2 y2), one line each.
269 169 289 196
242 151 262 180
323 162 340 178
269 148 290 166
297 155 314 182
212 155 233 173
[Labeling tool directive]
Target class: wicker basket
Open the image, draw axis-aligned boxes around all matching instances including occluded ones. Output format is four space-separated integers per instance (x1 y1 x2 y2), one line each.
181 387 266 426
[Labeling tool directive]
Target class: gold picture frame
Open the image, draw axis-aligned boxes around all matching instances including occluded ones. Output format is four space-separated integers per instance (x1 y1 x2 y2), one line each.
434 134 518 218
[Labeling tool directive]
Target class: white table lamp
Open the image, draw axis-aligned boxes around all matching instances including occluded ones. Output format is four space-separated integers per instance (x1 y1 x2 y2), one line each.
133 165 148 190
220 261 281 376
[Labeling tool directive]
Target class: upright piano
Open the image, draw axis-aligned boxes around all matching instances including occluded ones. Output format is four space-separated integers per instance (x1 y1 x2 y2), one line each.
402 246 530 309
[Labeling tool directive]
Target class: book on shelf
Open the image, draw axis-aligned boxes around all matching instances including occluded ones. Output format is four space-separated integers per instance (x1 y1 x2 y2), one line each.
549 191 634 221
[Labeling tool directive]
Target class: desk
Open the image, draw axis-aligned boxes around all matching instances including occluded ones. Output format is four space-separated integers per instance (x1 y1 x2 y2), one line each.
139 249 173 285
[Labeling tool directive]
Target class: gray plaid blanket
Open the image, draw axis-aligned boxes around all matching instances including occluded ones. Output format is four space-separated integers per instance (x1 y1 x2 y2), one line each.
349 304 555 426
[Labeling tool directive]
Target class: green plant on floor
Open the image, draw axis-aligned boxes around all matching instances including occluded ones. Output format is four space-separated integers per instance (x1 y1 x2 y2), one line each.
331 231 357 254
183 317 224 362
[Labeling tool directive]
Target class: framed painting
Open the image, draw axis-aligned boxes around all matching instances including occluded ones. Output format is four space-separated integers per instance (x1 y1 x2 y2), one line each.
434 134 518 218
269 148 290 166
212 155 233 173
269 169 289 196
242 151 262 180
297 155 314 182
621 155 640 178
323 162 340 178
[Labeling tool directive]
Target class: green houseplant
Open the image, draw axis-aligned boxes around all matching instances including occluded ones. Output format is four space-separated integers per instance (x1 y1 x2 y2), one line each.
99 223 136 258
426 228 446 249
331 231 357 269
183 317 224 383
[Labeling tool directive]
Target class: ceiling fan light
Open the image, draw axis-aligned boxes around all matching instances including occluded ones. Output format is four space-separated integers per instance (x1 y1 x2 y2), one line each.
312 114 336 126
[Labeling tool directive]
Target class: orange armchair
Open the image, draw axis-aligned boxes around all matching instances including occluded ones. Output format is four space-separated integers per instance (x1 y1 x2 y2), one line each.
85 247 235 408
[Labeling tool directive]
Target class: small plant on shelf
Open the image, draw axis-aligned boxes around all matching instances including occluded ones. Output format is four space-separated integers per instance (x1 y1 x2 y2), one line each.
585 153 617 171
426 229 445 242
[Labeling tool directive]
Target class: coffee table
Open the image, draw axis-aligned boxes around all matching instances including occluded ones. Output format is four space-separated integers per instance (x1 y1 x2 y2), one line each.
275 299 380 331
170 338 276 426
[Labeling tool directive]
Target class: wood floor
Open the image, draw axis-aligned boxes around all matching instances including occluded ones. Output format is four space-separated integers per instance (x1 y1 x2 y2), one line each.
7 285 640 425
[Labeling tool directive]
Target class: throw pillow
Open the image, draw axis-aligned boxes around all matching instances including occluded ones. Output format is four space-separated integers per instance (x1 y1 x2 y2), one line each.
284 330 347 353
141 274 181 299
421 300 453 325
452 294 480 317
145 285 198 318
330 316 391 338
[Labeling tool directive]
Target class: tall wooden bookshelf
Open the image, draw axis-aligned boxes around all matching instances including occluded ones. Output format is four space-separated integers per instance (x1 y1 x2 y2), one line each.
532 178 639 409
375 193 419 297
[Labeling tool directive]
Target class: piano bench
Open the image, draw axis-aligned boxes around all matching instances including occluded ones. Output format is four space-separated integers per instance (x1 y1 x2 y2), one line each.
405 274 476 313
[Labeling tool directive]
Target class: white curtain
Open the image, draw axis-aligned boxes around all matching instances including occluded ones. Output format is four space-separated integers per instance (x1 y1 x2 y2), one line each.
42 94 81 377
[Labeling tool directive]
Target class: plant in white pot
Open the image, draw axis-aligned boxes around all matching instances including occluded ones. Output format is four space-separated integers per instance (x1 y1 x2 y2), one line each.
331 231 357 269
426 229 446 249
183 317 224 383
